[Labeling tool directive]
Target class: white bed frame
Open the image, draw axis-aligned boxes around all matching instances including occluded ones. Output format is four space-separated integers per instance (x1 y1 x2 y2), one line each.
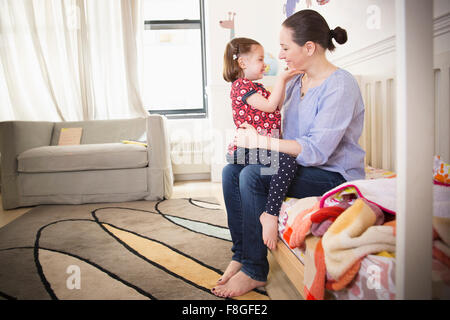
270 0 449 300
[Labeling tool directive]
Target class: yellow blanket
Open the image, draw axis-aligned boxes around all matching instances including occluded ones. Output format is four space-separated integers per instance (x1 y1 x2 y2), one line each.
322 198 396 280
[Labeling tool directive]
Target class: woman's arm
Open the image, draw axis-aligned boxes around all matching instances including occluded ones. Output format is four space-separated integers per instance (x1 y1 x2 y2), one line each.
245 69 302 113
236 122 302 158
260 135 302 158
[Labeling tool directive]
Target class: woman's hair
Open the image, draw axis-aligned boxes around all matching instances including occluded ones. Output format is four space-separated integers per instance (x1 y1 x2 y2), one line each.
223 37 261 82
282 9 347 52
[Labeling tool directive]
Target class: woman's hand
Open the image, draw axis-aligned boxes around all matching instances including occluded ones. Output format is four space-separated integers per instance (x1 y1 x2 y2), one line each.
235 122 260 149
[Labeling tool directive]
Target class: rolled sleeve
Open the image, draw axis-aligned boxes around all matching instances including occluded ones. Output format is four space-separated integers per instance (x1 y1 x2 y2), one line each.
242 89 257 105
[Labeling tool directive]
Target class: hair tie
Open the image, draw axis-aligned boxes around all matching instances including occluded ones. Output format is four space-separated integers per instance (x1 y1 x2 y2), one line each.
232 45 239 60
329 29 336 39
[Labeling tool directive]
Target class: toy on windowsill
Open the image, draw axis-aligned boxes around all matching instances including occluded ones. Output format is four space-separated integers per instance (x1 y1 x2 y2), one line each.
434 155 450 186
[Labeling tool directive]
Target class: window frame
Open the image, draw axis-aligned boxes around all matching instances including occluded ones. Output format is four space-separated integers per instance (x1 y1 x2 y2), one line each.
143 0 208 119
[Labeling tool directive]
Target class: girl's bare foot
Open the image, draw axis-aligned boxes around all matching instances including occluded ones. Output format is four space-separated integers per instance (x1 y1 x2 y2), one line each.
212 271 266 298
216 260 242 285
259 212 278 250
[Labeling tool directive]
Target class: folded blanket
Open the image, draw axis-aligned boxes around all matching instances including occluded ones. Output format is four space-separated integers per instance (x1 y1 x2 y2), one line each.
433 240 450 268
311 219 334 237
280 197 319 234
431 191 450 267
311 206 346 223
433 184 450 219
322 198 396 280
329 254 397 300
321 177 450 218
282 198 320 249
432 216 450 268
326 219 396 291
311 200 384 237
326 258 363 291
310 206 346 237
303 236 326 300
320 178 397 214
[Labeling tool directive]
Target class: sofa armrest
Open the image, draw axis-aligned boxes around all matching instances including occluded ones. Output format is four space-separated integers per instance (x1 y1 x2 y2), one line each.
146 114 174 200
0 121 54 209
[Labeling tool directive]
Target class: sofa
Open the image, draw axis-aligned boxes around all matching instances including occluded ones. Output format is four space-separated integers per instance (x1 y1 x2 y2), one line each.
0 115 173 210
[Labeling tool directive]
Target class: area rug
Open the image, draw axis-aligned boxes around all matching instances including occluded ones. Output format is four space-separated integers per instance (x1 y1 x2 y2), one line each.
0 198 268 300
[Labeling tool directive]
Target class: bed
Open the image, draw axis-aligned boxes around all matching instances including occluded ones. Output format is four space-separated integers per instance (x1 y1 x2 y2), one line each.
270 164 450 300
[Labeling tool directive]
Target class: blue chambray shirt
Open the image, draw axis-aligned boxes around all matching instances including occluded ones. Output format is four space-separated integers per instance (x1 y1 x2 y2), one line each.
282 68 366 181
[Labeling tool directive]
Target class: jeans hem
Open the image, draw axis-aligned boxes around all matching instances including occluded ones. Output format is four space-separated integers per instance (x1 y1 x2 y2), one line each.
241 265 267 283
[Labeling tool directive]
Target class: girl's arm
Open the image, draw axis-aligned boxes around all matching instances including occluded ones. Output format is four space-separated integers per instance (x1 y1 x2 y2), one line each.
246 69 302 113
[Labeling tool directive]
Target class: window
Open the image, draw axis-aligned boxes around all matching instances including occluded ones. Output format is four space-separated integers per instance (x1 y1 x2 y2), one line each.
142 0 207 118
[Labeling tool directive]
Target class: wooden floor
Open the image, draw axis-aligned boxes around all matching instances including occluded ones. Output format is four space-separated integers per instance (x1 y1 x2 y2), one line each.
0 180 302 300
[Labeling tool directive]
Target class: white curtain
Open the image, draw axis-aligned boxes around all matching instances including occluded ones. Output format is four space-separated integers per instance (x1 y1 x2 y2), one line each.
0 0 148 121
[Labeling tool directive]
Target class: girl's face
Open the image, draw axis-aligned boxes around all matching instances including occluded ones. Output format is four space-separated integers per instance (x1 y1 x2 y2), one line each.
240 45 266 81
279 26 308 70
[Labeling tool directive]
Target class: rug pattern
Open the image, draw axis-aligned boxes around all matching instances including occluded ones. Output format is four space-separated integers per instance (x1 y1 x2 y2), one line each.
0 198 268 300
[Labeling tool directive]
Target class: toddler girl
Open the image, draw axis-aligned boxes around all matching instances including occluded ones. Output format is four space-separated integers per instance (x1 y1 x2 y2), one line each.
223 37 301 250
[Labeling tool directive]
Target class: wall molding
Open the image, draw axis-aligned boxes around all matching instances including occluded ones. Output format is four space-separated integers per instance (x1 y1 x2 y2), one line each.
434 12 450 37
331 12 450 69
330 36 396 69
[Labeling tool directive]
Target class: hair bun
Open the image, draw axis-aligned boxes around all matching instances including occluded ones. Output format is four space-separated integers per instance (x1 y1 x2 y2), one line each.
331 27 347 45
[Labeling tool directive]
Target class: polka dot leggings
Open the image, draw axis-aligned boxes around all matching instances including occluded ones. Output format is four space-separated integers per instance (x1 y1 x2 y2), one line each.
226 147 298 216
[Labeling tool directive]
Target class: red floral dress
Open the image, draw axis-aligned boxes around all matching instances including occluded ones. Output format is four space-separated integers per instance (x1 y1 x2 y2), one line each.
228 78 281 153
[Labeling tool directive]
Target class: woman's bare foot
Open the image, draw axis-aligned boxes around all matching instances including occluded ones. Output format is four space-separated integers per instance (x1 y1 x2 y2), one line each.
216 260 242 285
259 212 278 250
212 271 266 298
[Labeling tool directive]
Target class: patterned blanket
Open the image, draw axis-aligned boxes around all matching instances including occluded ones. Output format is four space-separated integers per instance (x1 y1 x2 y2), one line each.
278 169 450 300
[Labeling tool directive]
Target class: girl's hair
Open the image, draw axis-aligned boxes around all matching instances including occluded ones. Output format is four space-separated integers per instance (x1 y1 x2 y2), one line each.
223 37 261 82
282 9 347 52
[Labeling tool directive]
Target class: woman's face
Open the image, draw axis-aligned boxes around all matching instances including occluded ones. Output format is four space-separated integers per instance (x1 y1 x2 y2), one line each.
279 26 307 70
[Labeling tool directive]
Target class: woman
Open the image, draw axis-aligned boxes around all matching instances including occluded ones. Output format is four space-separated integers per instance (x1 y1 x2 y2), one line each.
212 9 366 298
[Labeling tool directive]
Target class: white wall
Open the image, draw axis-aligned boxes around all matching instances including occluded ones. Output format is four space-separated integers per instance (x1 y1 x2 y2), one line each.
301 0 449 75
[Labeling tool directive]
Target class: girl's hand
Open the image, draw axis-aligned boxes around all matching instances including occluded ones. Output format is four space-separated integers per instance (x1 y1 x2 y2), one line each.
236 122 260 149
280 68 304 82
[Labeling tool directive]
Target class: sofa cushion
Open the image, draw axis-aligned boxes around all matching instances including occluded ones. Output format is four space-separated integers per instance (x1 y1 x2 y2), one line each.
19 168 148 196
17 143 148 173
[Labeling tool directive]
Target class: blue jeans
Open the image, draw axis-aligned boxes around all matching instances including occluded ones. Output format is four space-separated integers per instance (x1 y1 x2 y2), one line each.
222 163 346 282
